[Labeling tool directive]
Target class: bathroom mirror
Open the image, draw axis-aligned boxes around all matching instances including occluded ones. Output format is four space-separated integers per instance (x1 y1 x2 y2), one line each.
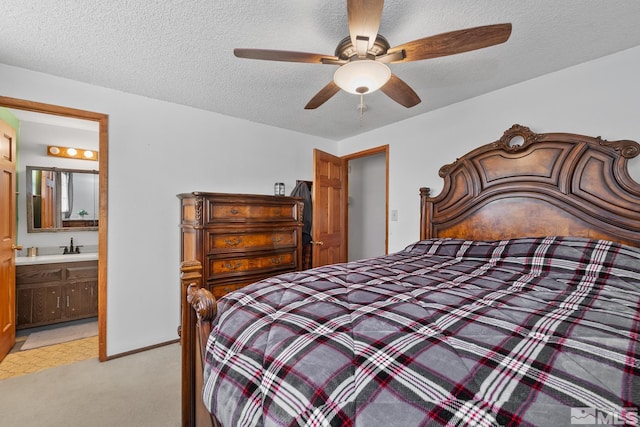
26 166 99 232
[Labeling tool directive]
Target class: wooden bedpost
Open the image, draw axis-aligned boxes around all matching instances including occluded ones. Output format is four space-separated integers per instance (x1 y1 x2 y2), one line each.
186 285 216 365
419 187 432 240
186 284 219 427
180 261 202 427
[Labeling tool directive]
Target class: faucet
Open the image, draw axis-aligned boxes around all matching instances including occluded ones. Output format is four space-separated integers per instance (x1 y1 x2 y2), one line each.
61 237 81 254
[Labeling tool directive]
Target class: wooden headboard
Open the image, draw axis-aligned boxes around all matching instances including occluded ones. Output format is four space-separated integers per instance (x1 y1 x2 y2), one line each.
420 124 640 248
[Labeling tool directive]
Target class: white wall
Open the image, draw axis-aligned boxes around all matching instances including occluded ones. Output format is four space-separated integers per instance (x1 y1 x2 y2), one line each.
339 46 640 253
0 63 335 355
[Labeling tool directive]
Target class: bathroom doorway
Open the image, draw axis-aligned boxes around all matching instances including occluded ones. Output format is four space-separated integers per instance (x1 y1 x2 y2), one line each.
0 96 108 362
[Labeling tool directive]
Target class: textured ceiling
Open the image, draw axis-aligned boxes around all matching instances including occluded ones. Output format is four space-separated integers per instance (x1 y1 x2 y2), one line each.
2 1 640 141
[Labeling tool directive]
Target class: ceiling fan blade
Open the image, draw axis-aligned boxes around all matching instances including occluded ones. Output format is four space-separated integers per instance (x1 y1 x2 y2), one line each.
347 0 384 56
305 81 341 109
380 74 421 108
234 48 338 64
388 23 512 63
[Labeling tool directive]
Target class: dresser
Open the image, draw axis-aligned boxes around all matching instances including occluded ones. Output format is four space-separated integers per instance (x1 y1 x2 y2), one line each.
177 192 303 426
177 192 304 298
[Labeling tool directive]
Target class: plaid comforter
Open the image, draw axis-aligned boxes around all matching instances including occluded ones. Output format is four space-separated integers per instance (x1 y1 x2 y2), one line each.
202 237 640 426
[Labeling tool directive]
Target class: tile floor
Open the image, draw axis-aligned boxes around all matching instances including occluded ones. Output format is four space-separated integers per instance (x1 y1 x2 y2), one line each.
0 320 98 380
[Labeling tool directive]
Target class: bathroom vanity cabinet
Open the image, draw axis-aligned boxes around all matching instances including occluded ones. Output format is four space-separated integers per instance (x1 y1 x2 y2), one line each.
15 260 98 329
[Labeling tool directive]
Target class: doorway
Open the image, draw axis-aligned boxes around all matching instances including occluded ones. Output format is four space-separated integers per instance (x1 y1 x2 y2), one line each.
344 145 388 261
347 151 387 261
311 145 388 268
0 96 108 362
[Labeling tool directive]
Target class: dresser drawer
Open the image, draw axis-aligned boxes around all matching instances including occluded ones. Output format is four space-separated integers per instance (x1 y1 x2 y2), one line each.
207 228 298 253
208 272 291 299
209 278 259 299
210 283 247 299
207 250 296 278
206 201 298 223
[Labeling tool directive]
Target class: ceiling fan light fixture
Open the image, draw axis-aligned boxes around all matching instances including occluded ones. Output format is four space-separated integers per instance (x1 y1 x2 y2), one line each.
333 59 391 95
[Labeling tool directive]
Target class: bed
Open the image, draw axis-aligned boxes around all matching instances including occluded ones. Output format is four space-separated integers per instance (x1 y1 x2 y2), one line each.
181 124 640 426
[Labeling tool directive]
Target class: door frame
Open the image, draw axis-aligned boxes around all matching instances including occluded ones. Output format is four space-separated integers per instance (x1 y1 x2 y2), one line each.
342 145 389 256
0 96 109 362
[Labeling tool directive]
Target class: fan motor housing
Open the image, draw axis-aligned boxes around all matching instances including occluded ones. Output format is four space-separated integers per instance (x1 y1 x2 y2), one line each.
335 35 390 60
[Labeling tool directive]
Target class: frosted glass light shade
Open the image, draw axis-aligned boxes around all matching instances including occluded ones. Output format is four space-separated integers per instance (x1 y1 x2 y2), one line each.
333 60 391 95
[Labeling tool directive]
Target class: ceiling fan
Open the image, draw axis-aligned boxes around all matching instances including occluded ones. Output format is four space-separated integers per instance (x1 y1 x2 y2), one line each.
234 0 512 110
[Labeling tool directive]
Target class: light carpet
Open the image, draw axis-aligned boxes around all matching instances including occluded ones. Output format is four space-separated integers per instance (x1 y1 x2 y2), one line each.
0 342 180 427
21 320 98 350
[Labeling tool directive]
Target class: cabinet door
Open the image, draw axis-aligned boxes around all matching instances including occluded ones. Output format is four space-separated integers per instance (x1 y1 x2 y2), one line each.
65 281 98 319
16 288 34 327
32 285 63 325
65 262 98 320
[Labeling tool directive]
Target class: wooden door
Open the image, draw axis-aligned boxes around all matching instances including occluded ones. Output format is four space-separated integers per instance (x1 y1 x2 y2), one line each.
312 149 347 267
40 170 56 229
0 118 17 361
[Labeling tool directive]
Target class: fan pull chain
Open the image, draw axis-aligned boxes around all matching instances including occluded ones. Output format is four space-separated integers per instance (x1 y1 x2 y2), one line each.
359 94 365 125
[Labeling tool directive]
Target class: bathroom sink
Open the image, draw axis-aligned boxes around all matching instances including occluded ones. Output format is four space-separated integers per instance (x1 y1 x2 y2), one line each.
15 252 98 265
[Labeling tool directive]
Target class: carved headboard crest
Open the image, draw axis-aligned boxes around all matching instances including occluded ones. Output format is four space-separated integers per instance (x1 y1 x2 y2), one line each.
439 124 639 178
492 124 543 152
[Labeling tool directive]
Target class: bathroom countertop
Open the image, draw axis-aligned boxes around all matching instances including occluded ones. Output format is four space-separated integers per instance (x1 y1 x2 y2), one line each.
15 252 98 266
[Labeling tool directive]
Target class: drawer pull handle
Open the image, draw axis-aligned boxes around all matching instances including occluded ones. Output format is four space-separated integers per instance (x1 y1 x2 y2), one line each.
56 296 60 309
67 296 70 307
271 236 283 243
224 237 243 246
270 257 283 265
310 241 324 246
230 208 239 215
224 262 242 270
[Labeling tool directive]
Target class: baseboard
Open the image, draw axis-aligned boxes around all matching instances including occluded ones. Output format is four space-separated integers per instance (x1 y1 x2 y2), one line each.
105 338 180 361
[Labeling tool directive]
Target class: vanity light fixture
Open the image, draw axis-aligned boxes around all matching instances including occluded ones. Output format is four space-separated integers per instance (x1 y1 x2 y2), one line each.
47 145 98 161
